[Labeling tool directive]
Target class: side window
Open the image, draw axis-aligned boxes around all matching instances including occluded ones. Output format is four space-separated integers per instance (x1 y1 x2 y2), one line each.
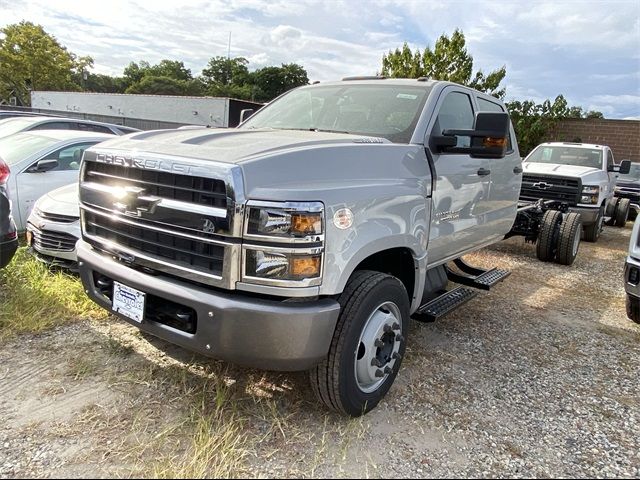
607 150 615 170
30 121 74 131
37 142 96 171
77 122 113 134
477 97 513 152
433 92 474 148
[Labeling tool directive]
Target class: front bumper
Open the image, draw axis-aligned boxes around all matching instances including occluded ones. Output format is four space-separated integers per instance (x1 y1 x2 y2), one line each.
0 238 18 269
77 240 341 371
624 256 640 299
568 206 600 225
26 218 80 268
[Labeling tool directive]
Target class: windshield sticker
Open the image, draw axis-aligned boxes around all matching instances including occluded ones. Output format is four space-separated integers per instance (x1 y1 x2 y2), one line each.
396 93 418 100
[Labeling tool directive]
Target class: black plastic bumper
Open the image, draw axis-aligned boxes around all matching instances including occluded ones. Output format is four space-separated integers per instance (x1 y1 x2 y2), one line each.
0 238 18 269
77 241 341 371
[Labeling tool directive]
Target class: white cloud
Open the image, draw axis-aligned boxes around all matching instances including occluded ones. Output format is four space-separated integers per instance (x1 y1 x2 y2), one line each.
0 0 638 117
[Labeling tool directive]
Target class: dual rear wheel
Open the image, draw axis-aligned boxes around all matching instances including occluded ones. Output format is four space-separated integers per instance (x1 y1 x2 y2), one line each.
536 210 582 265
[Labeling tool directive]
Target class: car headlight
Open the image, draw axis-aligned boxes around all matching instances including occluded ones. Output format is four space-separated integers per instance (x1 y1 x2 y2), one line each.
245 201 323 240
582 185 600 195
244 248 322 282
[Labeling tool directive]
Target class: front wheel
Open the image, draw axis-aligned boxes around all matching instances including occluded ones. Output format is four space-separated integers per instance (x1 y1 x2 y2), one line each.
615 198 631 227
583 206 604 243
626 295 640 324
309 270 409 416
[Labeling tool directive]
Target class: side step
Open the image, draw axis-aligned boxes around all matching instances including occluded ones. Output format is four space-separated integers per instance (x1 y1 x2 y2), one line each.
412 286 478 323
445 258 511 291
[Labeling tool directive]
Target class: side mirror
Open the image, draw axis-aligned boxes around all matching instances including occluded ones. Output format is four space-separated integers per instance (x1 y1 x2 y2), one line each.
240 109 254 123
27 158 58 173
432 112 510 159
618 159 631 175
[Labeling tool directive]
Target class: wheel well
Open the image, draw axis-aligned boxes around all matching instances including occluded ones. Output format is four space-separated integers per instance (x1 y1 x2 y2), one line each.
353 248 416 302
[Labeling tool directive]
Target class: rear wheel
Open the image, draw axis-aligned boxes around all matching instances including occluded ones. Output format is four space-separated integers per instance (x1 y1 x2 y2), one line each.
555 213 582 265
536 210 562 262
583 206 604 243
310 270 409 416
615 198 631 227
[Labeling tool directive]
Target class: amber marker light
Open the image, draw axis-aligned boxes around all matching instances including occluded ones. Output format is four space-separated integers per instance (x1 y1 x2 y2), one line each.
290 255 321 278
483 137 507 148
291 212 323 235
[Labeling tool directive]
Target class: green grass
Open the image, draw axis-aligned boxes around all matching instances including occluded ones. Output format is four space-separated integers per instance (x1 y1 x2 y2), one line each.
0 247 108 339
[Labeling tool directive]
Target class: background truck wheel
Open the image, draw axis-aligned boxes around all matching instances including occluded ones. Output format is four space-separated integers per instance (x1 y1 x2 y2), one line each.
536 210 562 262
310 270 409 417
555 212 582 265
605 198 617 221
582 206 604 243
626 295 640 324
614 198 630 227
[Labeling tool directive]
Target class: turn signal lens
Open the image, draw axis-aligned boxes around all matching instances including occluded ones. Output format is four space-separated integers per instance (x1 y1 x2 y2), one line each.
291 213 322 235
290 256 321 277
483 137 507 148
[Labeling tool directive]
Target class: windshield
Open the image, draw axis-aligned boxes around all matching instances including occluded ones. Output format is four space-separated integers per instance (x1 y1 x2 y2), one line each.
525 145 603 169
239 84 431 143
0 117 37 139
0 133 59 166
618 163 640 182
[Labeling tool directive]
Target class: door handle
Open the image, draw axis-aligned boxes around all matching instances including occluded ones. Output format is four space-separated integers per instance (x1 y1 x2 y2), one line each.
477 168 491 176
513 166 523 174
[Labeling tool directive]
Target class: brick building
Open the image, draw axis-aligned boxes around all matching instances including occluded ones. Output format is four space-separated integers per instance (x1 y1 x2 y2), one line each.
548 118 640 162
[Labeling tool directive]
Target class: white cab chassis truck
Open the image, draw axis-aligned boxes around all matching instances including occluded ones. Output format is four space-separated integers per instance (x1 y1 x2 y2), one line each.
77 78 582 416
520 142 632 243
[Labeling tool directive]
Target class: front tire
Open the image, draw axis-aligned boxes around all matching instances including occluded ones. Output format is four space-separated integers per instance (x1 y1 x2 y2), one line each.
626 294 640 324
583 206 604 243
310 270 409 416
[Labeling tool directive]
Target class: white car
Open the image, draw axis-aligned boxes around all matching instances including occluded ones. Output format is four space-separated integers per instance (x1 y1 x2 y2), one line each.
0 130 114 230
26 183 80 269
521 142 631 242
0 116 139 139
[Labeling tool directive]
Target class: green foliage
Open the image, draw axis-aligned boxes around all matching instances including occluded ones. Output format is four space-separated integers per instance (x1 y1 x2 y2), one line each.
0 21 81 105
381 29 506 98
125 75 204 96
506 95 604 155
250 63 309 102
201 56 251 87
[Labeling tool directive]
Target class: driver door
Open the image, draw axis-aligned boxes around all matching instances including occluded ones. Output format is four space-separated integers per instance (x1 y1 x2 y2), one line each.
14 142 93 228
425 88 493 266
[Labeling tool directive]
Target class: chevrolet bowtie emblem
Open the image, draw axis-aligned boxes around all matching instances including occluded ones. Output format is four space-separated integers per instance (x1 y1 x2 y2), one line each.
532 181 552 190
113 186 161 217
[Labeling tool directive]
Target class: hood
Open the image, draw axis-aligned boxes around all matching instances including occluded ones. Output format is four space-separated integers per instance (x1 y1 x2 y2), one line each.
89 128 390 165
523 162 602 178
37 183 79 217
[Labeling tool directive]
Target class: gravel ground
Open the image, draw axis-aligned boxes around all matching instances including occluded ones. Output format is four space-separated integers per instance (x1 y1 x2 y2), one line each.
1 224 638 478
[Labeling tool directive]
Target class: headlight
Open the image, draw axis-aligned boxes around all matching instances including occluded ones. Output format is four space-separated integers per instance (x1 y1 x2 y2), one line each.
582 185 600 195
245 201 323 240
245 249 322 282
580 195 599 204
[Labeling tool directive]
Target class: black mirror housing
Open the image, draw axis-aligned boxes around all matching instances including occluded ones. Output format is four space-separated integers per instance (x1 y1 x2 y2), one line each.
240 109 254 124
28 158 58 173
433 112 510 159
619 159 632 175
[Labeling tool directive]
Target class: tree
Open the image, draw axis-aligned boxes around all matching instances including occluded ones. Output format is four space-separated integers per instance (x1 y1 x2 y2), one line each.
201 56 250 87
506 95 604 155
251 63 309 102
0 21 80 105
381 29 506 98
125 76 203 96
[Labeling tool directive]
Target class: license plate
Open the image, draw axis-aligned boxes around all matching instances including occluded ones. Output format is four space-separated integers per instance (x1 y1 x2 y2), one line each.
112 282 146 323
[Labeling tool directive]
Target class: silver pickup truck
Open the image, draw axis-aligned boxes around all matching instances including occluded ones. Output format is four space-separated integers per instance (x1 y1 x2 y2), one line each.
77 78 581 416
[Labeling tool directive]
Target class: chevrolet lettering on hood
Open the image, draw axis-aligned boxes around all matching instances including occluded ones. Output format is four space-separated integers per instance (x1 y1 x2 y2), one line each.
95 152 193 174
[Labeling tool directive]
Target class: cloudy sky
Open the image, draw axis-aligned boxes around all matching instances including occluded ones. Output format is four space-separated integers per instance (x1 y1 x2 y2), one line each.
1 0 639 118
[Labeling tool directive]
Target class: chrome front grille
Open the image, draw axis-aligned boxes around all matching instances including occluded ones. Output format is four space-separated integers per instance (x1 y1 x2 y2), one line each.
520 174 582 204
30 227 78 252
79 150 244 289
